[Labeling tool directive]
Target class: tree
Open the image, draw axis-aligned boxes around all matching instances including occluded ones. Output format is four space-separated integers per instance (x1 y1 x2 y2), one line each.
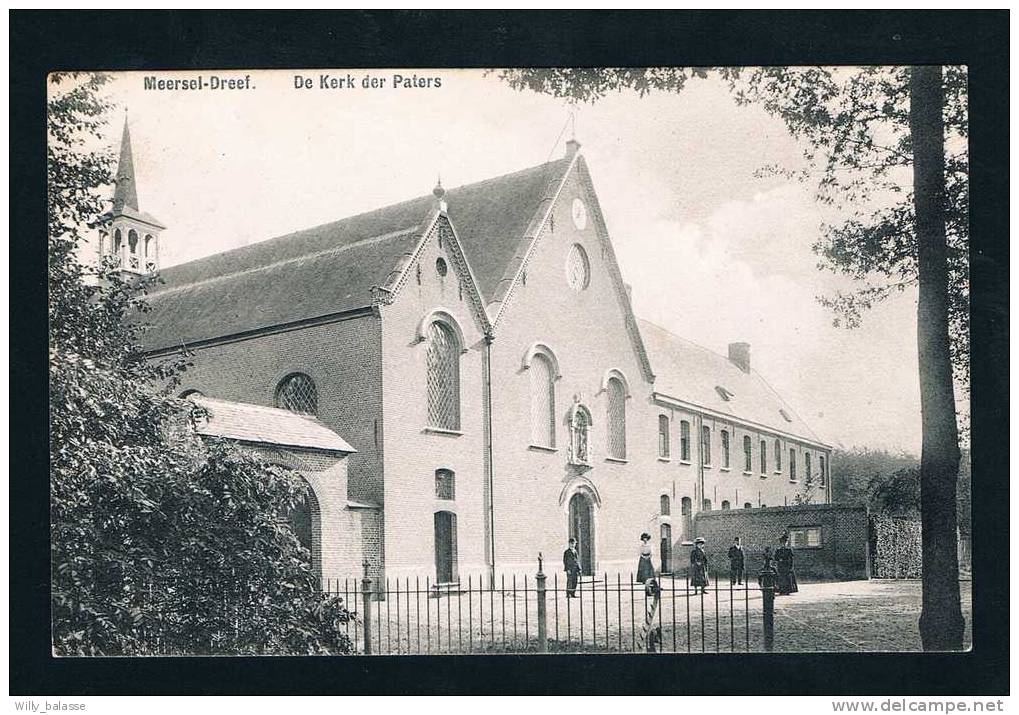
497 66 968 649
49 73 353 655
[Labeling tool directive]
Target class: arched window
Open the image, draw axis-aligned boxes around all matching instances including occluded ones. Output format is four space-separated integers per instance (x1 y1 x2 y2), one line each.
660 494 671 516
819 455 827 486
275 373 318 415
658 415 670 458
426 321 461 430
435 469 455 500
606 377 626 459
721 500 731 510
805 451 813 481
789 448 798 480
743 435 753 472
702 499 712 511
774 439 782 472
744 502 752 509
144 235 153 257
680 497 692 516
721 430 731 468
113 228 123 255
760 439 768 474
529 353 555 447
128 229 138 253
288 481 321 580
680 420 691 461
701 425 712 465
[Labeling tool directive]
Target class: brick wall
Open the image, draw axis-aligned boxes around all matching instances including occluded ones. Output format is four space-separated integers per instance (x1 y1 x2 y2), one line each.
692 503 869 581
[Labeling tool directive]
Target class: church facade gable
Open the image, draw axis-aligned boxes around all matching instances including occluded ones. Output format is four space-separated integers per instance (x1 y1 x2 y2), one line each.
484 161 678 576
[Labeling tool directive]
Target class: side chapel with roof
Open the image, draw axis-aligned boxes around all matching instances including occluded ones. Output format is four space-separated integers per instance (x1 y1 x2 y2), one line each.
107 118 833 586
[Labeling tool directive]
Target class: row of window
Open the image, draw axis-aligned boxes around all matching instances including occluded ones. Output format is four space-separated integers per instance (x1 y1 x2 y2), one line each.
657 417 826 485
200 321 826 489
659 494 776 515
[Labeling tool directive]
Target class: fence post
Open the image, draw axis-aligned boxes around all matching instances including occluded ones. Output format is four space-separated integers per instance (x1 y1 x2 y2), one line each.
361 560 373 655
757 547 776 652
536 553 548 653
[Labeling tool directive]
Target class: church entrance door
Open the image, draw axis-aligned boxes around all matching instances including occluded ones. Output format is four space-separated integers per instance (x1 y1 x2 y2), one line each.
568 492 595 576
434 511 458 584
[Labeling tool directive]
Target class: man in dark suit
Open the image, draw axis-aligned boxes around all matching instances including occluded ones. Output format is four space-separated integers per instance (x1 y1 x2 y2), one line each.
727 536 746 585
563 537 582 598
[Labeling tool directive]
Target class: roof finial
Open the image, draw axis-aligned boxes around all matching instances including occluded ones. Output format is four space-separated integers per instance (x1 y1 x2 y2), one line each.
565 103 581 159
433 174 447 212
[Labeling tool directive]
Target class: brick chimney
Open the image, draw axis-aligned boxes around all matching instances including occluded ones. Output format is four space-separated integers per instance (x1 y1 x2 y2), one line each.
728 342 751 373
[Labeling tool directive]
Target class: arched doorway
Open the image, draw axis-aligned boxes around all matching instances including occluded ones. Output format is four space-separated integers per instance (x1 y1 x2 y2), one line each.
660 523 673 574
568 492 595 575
434 511 458 584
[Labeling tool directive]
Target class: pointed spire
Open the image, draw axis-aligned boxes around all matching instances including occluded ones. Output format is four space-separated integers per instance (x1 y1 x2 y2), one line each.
113 114 139 212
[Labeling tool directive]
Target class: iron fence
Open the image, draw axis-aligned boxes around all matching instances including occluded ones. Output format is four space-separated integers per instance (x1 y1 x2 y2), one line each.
324 556 780 654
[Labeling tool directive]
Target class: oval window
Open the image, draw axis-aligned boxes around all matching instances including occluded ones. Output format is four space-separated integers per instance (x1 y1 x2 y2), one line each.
565 244 590 292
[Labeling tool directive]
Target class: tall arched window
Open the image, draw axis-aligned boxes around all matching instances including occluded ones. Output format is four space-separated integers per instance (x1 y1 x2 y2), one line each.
760 439 768 474
790 448 798 480
819 455 827 486
529 353 555 447
606 377 626 459
680 420 691 461
660 494 671 516
434 511 458 583
426 321 461 430
721 430 731 468
680 497 692 516
275 373 318 415
774 439 782 472
743 435 753 472
288 480 321 581
701 425 712 465
658 415 670 458
113 228 123 256
805 451 812 481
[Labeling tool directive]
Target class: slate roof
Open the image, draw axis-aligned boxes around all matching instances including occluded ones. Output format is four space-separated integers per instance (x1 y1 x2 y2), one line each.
140 157 572 351
192 396 356 453
637 319 825 445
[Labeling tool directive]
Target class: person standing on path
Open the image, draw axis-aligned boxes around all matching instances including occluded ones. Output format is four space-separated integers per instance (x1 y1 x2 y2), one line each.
775 531 799 595
727 536 745 585
563 537 582 598
636 532 656 583
690 537 710 595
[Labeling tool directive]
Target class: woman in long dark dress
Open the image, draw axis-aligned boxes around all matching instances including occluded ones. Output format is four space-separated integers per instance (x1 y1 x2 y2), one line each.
690 537 709 594
636 532 655 583
774 532 798 595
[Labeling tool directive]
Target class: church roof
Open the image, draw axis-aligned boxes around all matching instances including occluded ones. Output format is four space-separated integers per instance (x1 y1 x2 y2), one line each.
637 319 826 446
191 396 356 454
140 157 572 351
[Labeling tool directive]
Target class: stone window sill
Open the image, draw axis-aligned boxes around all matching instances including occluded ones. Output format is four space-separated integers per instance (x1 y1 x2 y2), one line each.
759 473 768 479
719 467 731 472
679 459 692 466
742 471 753 476
605 456 629 464
657 456 671 463
423 426 465 437
703 463 713 469
774 470 783 475
528 444 557 453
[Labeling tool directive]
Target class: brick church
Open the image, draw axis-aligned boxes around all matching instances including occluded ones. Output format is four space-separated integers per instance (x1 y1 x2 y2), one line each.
105 119 833 587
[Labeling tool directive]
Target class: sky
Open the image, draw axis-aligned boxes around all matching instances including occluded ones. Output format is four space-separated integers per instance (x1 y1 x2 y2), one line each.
94 69 926 453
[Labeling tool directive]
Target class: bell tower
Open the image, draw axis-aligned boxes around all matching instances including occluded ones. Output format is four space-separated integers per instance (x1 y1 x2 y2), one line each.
98 114 166 276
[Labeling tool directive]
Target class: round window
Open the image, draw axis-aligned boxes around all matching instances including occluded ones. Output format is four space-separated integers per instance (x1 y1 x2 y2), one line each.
565 244 590 291
436 257 448 277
